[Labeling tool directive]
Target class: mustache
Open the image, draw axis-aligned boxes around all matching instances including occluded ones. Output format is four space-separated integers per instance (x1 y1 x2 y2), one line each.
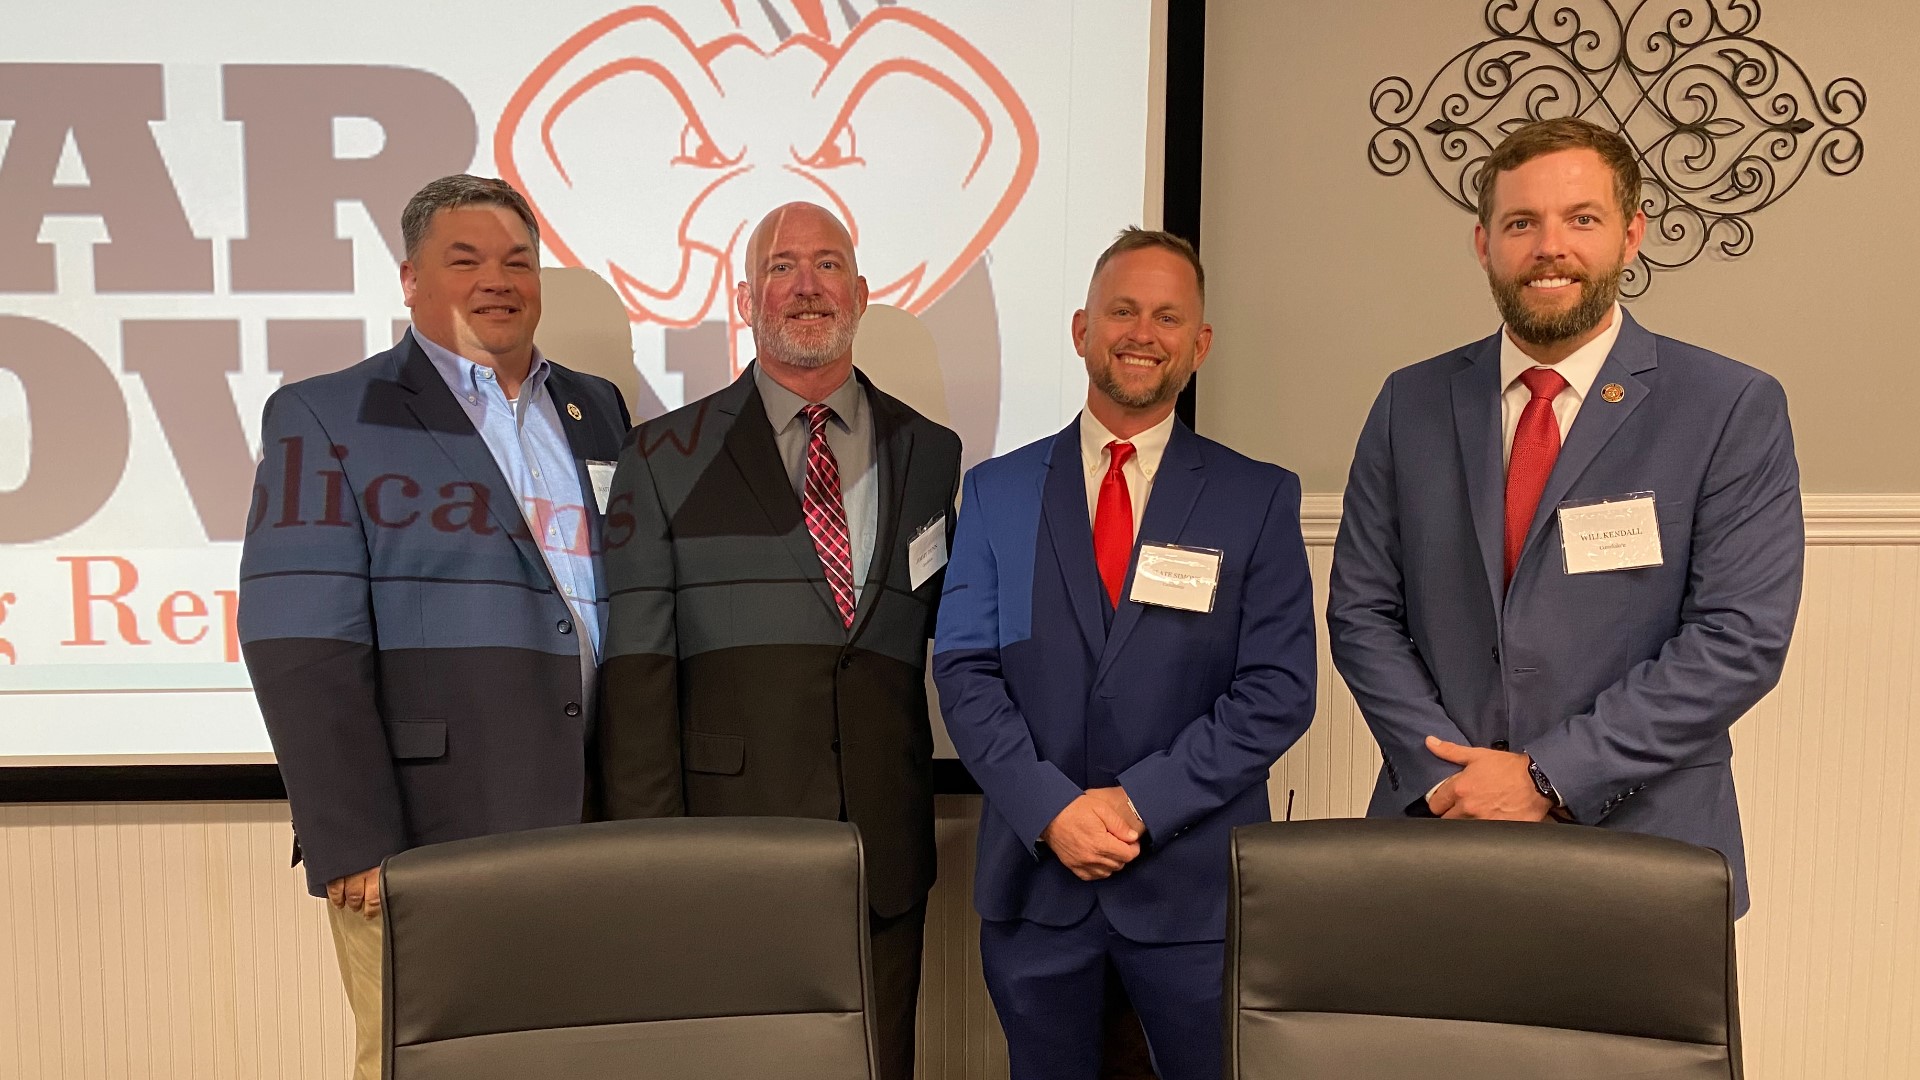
1515 263 1588 284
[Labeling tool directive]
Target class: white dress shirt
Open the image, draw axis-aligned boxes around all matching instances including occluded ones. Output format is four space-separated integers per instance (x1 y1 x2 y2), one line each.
1499 303 1624 467
1079 407 1176 535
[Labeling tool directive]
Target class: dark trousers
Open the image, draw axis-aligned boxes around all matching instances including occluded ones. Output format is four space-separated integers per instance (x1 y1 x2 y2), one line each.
980 906 1224 1080
870 899 928 1080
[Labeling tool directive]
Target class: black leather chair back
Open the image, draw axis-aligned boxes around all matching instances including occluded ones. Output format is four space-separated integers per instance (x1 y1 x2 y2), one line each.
382 817 877 1080
1227 818 1741 1079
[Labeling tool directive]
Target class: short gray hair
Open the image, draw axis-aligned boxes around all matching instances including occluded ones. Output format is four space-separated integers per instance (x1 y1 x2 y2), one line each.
400 175 541 261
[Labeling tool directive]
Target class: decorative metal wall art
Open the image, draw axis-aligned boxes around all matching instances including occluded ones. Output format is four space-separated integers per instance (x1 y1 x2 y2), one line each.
1368 0 1865 295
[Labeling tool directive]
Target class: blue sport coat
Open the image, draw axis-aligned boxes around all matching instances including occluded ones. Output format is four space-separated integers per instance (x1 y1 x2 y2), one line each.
1328 312 1803 915
934 418 1315 942
239 336 631 895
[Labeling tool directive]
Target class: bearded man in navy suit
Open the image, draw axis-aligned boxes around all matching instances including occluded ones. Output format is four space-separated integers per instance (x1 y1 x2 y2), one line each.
1329 118 1804 917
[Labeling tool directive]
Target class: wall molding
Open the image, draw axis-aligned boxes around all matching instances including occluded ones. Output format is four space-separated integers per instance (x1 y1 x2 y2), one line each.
1300 493 1920 546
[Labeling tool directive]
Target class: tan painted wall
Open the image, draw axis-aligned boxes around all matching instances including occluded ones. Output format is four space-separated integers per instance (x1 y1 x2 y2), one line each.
1198 0 1920 493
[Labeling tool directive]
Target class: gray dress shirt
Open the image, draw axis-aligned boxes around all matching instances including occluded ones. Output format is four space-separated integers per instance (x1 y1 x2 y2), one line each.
754 362 879 605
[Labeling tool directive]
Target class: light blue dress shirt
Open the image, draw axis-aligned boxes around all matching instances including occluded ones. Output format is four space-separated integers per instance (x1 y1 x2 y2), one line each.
416 329 606 664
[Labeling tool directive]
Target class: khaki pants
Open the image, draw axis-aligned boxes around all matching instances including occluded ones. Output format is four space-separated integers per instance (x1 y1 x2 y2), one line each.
327 900 384 1080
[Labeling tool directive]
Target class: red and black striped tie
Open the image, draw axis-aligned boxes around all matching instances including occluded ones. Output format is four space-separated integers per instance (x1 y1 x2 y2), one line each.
801 403 857 627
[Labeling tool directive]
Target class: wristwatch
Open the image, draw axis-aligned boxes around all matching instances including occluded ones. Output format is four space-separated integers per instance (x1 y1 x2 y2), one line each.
1527 760 1562 807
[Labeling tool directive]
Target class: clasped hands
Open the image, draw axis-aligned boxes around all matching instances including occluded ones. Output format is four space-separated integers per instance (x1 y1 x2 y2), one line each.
1423 735 1554 821
1042 786 1145 881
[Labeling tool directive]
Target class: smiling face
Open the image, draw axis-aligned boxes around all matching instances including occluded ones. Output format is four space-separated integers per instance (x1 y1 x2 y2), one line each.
401 205 542 368
1475 147 1645 357
735 202 869 373
1073 245 1212 431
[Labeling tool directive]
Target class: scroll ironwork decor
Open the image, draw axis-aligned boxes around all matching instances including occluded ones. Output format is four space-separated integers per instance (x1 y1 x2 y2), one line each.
1369 0 1865 296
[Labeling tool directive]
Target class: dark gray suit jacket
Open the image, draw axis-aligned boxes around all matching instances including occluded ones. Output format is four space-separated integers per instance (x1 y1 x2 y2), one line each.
239 336 631 895
598 364 962 918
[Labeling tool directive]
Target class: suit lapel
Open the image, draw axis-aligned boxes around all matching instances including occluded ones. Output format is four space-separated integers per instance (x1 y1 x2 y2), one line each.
394 339 556 589
1519 311 1657 569
850 376 914 642
1451 332 1507 619
1094 421 1205 688
1042 419 1108 656
544 364 609 549
720 368 845 625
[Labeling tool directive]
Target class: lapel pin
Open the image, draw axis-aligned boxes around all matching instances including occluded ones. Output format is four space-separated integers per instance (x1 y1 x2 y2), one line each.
566 403 583 420
1600 383 1625 403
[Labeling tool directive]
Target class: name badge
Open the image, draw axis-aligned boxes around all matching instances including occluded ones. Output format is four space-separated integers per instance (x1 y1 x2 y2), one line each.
908 514 948 590
1557 492 1662 574
1128 543 1222 613
586 460 617 514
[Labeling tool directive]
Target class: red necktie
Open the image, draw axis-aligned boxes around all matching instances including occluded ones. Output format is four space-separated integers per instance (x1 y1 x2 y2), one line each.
1504 367 1569 585
800 403 856 627
1094 440 1136 608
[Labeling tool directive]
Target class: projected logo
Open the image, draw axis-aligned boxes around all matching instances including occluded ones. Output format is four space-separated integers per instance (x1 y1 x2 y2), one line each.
498 1 1037 451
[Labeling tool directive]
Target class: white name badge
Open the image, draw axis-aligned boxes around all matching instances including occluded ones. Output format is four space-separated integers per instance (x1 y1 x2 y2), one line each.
908 514 948 590
586 460 617 514
1128 543 1222 613
1558 492 1663 574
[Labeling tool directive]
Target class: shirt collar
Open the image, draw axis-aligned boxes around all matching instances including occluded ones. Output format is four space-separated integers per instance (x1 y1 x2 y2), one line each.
1498 303 1622 402
1079 406 1176 481
414 326 548 400
753 361 865 433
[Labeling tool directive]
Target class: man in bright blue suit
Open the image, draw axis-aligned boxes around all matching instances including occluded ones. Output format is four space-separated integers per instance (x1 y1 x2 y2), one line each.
934 229 1316 1080
1329 118 1803 917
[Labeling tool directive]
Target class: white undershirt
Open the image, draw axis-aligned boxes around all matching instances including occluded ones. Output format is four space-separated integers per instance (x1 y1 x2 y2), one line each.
1498 304 1623 467
1079 408 1175 535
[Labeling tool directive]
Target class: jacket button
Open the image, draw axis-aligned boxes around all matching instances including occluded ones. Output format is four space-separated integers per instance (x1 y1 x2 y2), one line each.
557 619 572 634
1491 740 1509 751
564 702 581 717
1490 646 1500 662
839 655 853 670
830 739 842 753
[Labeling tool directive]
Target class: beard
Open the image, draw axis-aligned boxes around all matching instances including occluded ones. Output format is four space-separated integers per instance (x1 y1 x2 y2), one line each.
1089 351 1194 410
1489 259 1623 348
753 304 859 369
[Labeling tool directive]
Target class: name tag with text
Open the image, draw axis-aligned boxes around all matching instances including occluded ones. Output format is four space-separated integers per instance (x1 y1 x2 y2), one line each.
908 514 948 590
586 460 617 514
1558 492 1662 574
1128 543 1222 613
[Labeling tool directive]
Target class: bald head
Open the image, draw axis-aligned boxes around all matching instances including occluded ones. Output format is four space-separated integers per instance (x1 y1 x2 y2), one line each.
744 202 859 284
735 201 868 372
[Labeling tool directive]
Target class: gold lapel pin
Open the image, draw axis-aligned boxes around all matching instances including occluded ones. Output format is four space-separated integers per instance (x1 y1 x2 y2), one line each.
1600 383 1625 403
567 403 583 420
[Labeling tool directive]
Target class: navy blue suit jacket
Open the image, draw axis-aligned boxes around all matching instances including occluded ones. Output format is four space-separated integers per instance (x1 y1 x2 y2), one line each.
239 336 631 895
934 418 1315 942
1328 312 1803 915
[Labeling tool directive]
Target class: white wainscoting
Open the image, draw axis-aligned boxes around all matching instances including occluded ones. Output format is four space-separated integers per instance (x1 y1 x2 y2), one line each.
4 495 1915 1080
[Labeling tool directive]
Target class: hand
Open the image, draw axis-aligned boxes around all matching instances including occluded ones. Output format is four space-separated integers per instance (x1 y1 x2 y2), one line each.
1042 793 1142 881
1423 736 1552 821
326 867 383 920
1082 786 1145 838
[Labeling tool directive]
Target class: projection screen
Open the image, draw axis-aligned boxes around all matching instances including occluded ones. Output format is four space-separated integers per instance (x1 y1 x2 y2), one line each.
0 0 1180 777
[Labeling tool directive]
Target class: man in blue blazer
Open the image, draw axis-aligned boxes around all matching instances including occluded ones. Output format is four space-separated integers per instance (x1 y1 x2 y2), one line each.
239 176 630 1079
934 229 1316 1080
1329 119 1803 917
